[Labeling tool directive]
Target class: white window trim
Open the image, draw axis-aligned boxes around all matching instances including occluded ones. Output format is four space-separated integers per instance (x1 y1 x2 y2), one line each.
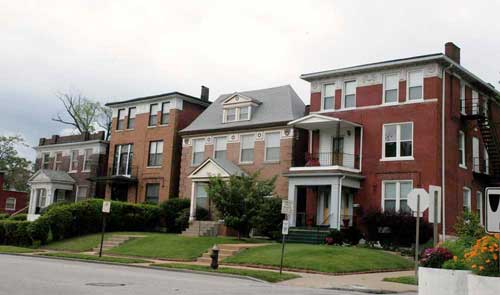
114 144 133 176
383 73 400 105
148 141 164 168
53 152 62 170
463 187 471 211
484 147 489 175
381 180 413 212
321 83 336 111
264 131 281 163
213 136 227 159
477 191 484 226
406 69 424 102
239 133 255 164
223 106 251 123
459 130 467 169
69 150 79 173
191 138 206 166
381 122 414 161
460 81 466 115
76 185 89 203
5 197 16 211
160 102 170 126
82 149 92 172
342 80 357 110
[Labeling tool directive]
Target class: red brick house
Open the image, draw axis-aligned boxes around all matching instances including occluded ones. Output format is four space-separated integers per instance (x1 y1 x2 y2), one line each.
286 42 500 238
27 131 108 220
178 85 306 225
97 87 211 204
0 171 28 215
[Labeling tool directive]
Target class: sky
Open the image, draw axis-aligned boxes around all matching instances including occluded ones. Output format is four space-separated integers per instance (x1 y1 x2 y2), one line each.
1 0 499 161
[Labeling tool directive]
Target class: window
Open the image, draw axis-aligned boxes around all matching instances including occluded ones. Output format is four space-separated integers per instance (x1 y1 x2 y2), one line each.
382 180 412 212
343 81 356 108
36 189 47 208
472 90 479 115
149 104 159 126
239 106 250 120
240 134 255 163
383 123 413 159
213 136 227 160
76 186 88 202
148 141 164 167
408 70 423 101
460 82 466 114
323 84 335 110
112 144 134 175
54 152 63 171
192 139 205 166
384 74 399 104
484 147 489 174
83 149 92 171
127 107 136 129
463 187 471 211
42 153 50 169
117 108 126 130
195 183 209 210
472 137 479 172
161 102 170 125
70 150 79 172
145 183 160 204
265 132 280 162
477 191 484 225
225 108 236 122
458 131 466 168
5 197 16 211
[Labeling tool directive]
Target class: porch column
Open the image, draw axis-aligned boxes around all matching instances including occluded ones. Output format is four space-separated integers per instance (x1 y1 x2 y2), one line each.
189 181 197 222
28 189 37 215
329 178 341 230
288 182 297 227
48 186 56 207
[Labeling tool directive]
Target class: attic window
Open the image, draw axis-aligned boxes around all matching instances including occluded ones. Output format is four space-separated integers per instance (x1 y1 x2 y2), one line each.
224 106 251 123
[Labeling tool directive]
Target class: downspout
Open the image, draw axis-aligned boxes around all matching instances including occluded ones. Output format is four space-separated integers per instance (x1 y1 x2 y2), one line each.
338 175 346 230
441 64 453 241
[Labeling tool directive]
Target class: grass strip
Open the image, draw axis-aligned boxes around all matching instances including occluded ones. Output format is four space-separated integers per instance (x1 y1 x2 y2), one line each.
39 252 149 264
153 263 300 283
0 245 36 253
383 276 417 285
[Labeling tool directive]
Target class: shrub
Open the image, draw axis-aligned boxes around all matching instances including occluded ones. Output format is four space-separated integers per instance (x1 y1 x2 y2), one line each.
252 197 284 240
1 220 31 246
195 207 210 221
160 198 190 233
0 214 9 220
442 256 468 270
325 229 343 245
44 204 73 241
175 208 191 233
9 214 27 221
454 211 486 247
342 227 363 246
441 239 469 258
464 234 500 276
27 216 50 245
362 210 433 249
420 247 453 268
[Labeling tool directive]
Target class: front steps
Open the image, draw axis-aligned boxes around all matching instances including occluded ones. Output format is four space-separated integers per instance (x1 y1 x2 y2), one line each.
286 228 330 244
196 243 267 264
181 221 218 237
92 234 144 252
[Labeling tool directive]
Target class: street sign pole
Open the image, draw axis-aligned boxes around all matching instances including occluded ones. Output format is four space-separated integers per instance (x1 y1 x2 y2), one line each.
99 201 111 258
433 190 438 246
280 217 288 275
415 194 420 281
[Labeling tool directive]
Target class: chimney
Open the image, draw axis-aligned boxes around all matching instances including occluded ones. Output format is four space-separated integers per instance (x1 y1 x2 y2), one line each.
445 42 460 64
200 86 209 102
0 171 5 191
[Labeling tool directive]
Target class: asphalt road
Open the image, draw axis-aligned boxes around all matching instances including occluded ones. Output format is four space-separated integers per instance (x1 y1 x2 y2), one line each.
0 254 387 295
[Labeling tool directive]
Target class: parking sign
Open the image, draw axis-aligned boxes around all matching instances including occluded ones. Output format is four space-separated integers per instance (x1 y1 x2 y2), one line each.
486 188 500 234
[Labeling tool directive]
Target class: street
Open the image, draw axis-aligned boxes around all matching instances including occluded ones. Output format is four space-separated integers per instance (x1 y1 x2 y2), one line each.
0 254 399 295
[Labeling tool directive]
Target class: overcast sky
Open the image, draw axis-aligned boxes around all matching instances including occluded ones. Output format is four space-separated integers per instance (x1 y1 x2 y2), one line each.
1 0 499 160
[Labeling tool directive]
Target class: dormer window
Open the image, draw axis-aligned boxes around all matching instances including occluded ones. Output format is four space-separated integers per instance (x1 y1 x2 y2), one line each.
226 108 236 122
223 106 251 123
222 93 260 123
239 106 250 120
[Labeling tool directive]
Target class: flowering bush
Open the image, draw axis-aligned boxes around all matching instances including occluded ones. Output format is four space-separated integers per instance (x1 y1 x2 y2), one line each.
420 247 454 268
464 234 500 276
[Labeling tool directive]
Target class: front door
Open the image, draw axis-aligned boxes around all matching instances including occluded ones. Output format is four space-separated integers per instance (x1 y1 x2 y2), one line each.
195 182 211 218
319 187 330 225
332 137 344 166
111 184 128 202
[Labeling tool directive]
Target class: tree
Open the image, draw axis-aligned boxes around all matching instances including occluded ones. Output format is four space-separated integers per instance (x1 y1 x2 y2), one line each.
0 135 32 191
52 93 101 134
206 173 276 239
96 105 112 141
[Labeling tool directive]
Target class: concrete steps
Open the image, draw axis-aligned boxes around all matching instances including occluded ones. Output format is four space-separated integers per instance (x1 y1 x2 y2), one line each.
195 243 268 264
181 221 218 237
92 235 144 252
286 228 330 244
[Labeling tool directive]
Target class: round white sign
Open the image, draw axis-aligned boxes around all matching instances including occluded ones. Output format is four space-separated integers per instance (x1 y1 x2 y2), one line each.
407 188 430 212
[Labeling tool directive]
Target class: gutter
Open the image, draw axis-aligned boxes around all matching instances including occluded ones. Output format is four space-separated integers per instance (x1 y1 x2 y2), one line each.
442 64 453 241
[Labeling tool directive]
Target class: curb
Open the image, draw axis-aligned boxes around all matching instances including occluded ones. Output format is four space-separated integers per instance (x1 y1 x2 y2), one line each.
0 253 267 284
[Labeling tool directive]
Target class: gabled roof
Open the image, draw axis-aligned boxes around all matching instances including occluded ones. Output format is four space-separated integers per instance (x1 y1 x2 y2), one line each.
28 170 75 184
222 93 262 105
189 158 246 179
105 91 211 108
181 85 306 134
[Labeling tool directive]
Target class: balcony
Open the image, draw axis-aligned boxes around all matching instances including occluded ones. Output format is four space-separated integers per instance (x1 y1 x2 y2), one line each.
472 157 489 175
305 152 359 169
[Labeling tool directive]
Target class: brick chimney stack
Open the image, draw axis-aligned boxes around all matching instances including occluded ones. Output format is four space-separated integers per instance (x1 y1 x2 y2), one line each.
0 171 5 192
445 42 461 64
200 86 209 102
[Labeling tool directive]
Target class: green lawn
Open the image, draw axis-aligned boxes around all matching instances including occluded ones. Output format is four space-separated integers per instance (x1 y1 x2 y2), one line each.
224 244 413 274
383 276 417 285
44 233 114 252
153 263 300 282
0 246 36 254
40 252 149 264
107 233 265 260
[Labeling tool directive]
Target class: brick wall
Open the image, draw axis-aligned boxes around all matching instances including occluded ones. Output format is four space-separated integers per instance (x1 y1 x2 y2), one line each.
0 172 28 214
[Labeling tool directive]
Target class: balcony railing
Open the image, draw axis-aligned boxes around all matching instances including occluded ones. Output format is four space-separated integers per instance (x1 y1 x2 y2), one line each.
461 97 488 117
472 157 489 175
108 165 139 178
298 152 360 170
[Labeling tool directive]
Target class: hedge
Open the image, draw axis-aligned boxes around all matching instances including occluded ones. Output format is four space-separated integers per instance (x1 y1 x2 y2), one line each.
0 220 31 246
9 213 28 221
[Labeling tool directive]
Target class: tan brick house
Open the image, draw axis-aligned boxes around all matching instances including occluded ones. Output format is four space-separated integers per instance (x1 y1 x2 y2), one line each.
98 88 211 204
178 85 306 222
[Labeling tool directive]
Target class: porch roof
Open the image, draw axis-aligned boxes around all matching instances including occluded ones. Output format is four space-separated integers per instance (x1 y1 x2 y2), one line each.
28 169 75 185
287 114 362 130
189 158 246 179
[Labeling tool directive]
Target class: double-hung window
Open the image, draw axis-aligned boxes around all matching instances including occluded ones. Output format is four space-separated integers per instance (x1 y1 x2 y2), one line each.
127 107 136 129
213 136 227 160
225 108 236 122
149 104 159 126
239 106 250 120
463 187 471 211
484 147 489 174
240 134 255 163
382 180 412 212
145 183 160 204
76 186 88 202
323 84 335 110
5 197 16 211
458 131 466 168
265 132 280 162
42 153 50 169
476 191 483 225
161 102 170 125
383 123 413 159
70 150 79 172
192 139 205 166
117 108 126 130
460 82 466 114
384 74 399 104
113 144 134 175
83 148 92 171
408 70 423 101
343 81 356 108
54 152 63 171
472 90 479 115
148 141 163 167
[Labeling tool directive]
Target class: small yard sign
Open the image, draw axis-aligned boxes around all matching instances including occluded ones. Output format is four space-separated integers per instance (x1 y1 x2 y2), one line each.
281 200 292 215
102 201 111 213
282 220 289 235
486 188 500 234
407 188 429 214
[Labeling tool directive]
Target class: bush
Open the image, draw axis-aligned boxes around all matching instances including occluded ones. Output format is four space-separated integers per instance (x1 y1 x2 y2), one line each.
27 216 50 245
464 234 500 276
160 198 190 233
44 204 73 241
195 208 210 221
9 214 27 221
454 211 486 247
342 227 363 245
362 210 433 249
252 197 284 240
420 247 454 268
325 229 343 245
1 220 31 246
0 214 9 220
